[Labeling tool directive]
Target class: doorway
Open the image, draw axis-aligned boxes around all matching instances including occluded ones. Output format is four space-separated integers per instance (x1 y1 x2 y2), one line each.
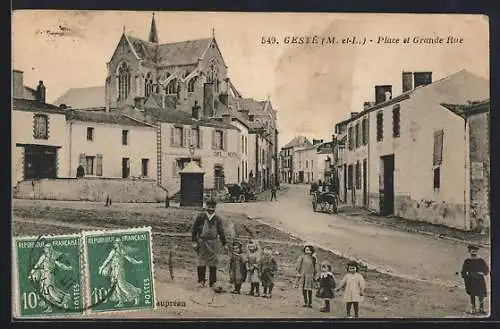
214 164 225 191
122 158 130 178
379 155 394 215
363 159 368 206
23 144 58 180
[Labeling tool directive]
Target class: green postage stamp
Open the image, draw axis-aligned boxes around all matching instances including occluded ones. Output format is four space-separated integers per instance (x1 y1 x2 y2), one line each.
83 227 156 313
13 234 85 318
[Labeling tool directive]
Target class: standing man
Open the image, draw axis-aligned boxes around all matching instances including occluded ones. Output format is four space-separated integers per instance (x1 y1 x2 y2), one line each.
191 199 228 288
270 183 277 201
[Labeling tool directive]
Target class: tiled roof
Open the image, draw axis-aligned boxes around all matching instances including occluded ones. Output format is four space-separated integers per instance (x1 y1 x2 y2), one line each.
143 107 238 130
214 100 251 129
144 94 177 110
66 109 153 127
54 86 106 109
13 98 66 114
127 36 159 63
441 99 490 116
283 136 313 149
157 38 212 66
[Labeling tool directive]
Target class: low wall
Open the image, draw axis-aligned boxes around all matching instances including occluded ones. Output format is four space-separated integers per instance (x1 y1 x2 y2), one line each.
14 178 167 203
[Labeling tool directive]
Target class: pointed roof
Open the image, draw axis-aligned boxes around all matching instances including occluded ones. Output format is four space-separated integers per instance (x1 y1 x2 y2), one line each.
180 161 205 174
282 136 313 149
149 13 159 44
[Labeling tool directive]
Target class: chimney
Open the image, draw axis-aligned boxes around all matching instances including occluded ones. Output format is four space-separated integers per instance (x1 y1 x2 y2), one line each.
203 82 215 118
249 114 255 122
13 70 24 99
134 96 145 109
414 72 432 88
222 113 231 123
36 80 46 103
350 112 359 118
192 100 202 120
375 85 392 104
402 71 413 93
59 104 68 110
363 101 374 111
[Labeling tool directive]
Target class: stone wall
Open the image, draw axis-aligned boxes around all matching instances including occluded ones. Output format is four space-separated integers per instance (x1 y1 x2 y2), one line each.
14 178 167 203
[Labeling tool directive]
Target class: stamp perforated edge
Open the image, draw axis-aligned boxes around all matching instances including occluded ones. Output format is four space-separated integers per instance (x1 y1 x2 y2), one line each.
12 233 85 319
81 226 157 315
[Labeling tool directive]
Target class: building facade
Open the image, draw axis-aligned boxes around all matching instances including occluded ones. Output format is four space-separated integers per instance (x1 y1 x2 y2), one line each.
334 70 489 230
280 136 313 184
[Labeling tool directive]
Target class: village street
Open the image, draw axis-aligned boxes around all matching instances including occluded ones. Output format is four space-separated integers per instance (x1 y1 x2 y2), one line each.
219 184 491 288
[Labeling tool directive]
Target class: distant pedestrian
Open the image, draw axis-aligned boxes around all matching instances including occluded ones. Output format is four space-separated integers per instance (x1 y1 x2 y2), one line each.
336 261 365 318
270 184 277 201
461 244 489 315
246 240 261 297
76 165 85 178
295 243 318 308
316 261 336 312
228 240 247 294
260 245 278 298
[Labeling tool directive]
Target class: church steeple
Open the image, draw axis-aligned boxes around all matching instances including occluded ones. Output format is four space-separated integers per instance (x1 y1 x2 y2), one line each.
148 12 159 43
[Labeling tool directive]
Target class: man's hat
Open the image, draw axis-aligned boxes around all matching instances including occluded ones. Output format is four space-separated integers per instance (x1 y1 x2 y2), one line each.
468 244 480 251
206 199 217 207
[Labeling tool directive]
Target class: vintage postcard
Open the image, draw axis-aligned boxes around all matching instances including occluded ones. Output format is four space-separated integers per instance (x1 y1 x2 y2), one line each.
12 11 490 319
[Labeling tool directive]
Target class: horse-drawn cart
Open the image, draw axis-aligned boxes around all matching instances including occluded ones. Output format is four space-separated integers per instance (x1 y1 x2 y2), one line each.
311 190 339 214
226 183 255 203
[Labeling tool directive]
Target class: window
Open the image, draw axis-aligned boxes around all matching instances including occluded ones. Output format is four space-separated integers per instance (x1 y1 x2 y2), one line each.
241 136 244 154
433 167 440 189
393 105 401 138
85 156 95 175
122 130 129 145
355 161 361 189
145 72 154 97
33 114 48 139
245 136 248 154
355 123 361 148
166 78 177 95
214 130 224 150
171 126 183 147
142 158 149 177
433 130 444 165
122 158 130 178
306 160 308 169
191 127 200 148
347 164 353 189
188 77 197 92
362 118 368 145
96 154 103 176
118 62 131 101
87 127 94 141
376 112 384 142
348 126 354 150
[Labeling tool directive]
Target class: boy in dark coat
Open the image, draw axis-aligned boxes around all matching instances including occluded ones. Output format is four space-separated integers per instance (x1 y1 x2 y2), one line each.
260 245 278 298
461 244 489 314
316 260 336 312
191 199 228 288
229 240 247 294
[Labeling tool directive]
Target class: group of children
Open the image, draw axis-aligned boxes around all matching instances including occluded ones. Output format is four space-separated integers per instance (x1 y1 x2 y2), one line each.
228 240 366 317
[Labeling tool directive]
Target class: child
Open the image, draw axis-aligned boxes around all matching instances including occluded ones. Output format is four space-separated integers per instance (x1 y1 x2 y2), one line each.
229 240 247 294
461 244 489 315
295 243 318 308
246 240 261 297
316 261 336 312
260 245 278 298
336 261 365 318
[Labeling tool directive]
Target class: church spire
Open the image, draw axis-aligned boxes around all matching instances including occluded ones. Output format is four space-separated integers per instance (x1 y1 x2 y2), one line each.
149 12 159 43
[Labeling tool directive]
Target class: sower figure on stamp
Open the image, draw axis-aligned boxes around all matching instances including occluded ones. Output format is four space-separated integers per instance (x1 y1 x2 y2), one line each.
461 244 489 315
191 199 228 288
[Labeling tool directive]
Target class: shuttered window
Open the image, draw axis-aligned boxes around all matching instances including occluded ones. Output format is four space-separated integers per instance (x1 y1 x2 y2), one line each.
355 123 361 148
96 154 103 176
393 105 401 138
376 112 383 142
348 126 354 150
433 130 444 165
213 130 224 150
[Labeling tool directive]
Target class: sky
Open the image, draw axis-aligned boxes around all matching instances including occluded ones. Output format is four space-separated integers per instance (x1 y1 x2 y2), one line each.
12 11 489 148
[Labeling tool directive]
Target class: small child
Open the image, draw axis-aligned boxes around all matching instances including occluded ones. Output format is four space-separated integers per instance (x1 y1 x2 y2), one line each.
336 261 365 318
295 243 318 308
461 244 489 315
316 261 336 312
260 245 278 298
228 240 247 294
246 240 261 297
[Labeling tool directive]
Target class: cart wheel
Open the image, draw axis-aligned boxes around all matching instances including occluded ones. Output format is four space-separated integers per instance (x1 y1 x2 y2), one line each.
239 194 246 203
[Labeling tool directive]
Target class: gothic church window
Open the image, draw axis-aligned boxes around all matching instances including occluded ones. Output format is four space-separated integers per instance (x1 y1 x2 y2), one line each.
188 77 197 92
118 62 131 101
166 78 177 95
145 72 154 97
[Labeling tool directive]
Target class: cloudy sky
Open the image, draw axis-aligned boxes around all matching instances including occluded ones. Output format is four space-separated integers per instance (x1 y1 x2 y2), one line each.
12 11 489 147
